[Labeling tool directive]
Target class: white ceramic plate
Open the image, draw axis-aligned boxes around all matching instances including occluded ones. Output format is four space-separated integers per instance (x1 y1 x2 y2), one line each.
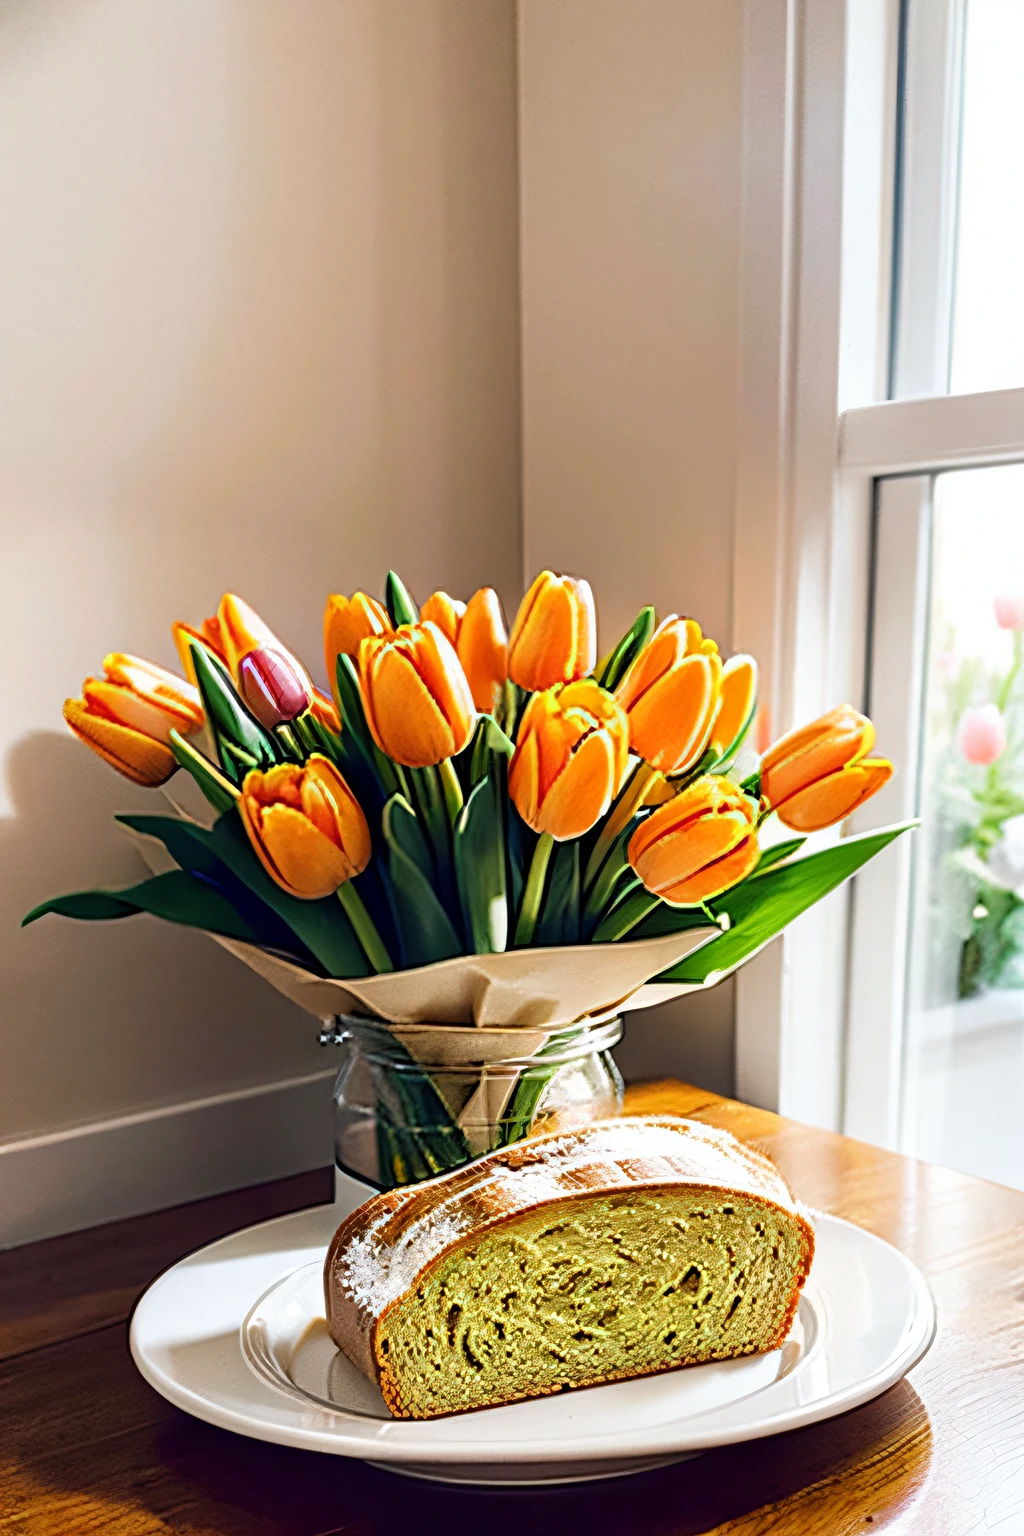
130 1196 935 1486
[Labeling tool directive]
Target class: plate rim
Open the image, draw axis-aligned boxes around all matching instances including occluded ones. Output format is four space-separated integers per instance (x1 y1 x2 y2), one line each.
129 1206 937 1466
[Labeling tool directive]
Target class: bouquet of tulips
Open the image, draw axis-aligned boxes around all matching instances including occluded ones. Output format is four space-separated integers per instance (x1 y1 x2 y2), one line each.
27 569 908 1180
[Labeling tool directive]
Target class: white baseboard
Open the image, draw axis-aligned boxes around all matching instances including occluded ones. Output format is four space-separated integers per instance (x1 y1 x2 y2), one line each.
0 1068 338 1249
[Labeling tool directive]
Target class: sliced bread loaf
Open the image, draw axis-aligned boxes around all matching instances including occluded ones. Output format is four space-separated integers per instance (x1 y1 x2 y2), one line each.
324 1114 814 1419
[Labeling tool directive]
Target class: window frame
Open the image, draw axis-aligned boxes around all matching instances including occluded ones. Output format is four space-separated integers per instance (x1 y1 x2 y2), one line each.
733 0 1024 1136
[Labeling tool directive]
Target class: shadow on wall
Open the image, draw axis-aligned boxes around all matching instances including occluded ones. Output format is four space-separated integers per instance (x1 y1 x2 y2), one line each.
2 732 321 1145
0 0 522 1153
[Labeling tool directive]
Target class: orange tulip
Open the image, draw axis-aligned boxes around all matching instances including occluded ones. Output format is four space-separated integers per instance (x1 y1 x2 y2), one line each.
507 571 596 692
421 587 509 713
359 621 476 767
760 705 893 832
64 654 203 787
174 594 298 691
324 592 392 678
420 591 466 647
458 587 508 713
710 655 757 758
216 593 280 678
616 616 723 774
239 756 371 899
509 679 629 840
179 594 312 728
629 776 760 906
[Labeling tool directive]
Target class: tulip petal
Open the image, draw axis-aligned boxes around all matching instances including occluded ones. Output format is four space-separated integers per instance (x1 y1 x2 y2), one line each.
514 577 575 688
237 648 311 729
218 594 280 676
774 758 893 832
712 655 757 757
573 578 597 677
82 678 179 744
63 698 177 786
615 621 685 712
420 591 466 647
310 687 341 733
305 756 372 874
367 644 457 766
458 587 508 713
634 808 752 894
628 653 716 772
761 705 874 807
660 834 760 905
324 592 392 676
508 571 593 690
247 802 350 898
537 727 617 840
103 654 203 732
413 623 476 749
508 722 542 828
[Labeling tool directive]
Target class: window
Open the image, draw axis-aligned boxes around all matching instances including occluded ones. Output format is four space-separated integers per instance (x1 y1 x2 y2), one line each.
891 0 1024 397
840 0 1024 1180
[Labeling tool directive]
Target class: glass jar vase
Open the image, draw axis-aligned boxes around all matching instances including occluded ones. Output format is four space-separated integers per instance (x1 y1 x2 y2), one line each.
321 1014 624 1190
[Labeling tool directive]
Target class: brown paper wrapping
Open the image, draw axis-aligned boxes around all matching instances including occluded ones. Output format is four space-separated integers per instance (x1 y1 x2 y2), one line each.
130 818 712 1032
208 928 714 1027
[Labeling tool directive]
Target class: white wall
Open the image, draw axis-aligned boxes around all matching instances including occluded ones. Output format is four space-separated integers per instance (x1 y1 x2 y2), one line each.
0 0 521 1233
518 0 745 1088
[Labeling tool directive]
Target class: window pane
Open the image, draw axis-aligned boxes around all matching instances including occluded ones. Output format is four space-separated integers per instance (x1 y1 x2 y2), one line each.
949 0 1024 393
903 463 1024 1185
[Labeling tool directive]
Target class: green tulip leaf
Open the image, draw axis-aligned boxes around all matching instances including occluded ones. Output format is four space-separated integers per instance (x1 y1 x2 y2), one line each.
535 840 581 947
22 870 258 943
383 793 462 964
386 843 464 968
168 730 238 814
740 768 762 799
385 569 419 628
115 810 367 976
469 715 515 785
114 812 318 961
753 836 807 873
382 795 435 885
205 811 370 977
598 606 656 692
190 644 278 779
454 773 508 953
649 821 916 983
114 812 225 879
333 654 372 751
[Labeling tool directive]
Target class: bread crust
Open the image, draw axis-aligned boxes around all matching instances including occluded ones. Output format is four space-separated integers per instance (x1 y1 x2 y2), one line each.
324 1115 815 1412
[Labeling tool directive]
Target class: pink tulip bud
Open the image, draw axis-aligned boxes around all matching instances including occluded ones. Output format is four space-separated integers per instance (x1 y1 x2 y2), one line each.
237 647 311 729
994 594 1024 630
959 704 1006 765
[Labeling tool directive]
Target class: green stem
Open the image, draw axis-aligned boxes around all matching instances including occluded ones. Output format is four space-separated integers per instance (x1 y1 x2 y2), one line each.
591 887 660 943
409 765 454 907
514 832 555 946
584 761 656 892
337 882 394 972
274 724 304 762
291 712 320 760
438 756 464 824
583 844 634 929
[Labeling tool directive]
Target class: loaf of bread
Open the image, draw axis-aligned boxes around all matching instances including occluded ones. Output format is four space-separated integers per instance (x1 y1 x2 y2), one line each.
324 1115 814 1419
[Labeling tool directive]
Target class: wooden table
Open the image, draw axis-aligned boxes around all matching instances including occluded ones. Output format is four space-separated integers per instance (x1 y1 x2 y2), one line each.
3 1079 1022 1535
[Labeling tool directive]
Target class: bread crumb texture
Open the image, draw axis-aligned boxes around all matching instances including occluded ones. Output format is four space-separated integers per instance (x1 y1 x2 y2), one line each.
377 1192 805 1416
325 1116 814 1419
